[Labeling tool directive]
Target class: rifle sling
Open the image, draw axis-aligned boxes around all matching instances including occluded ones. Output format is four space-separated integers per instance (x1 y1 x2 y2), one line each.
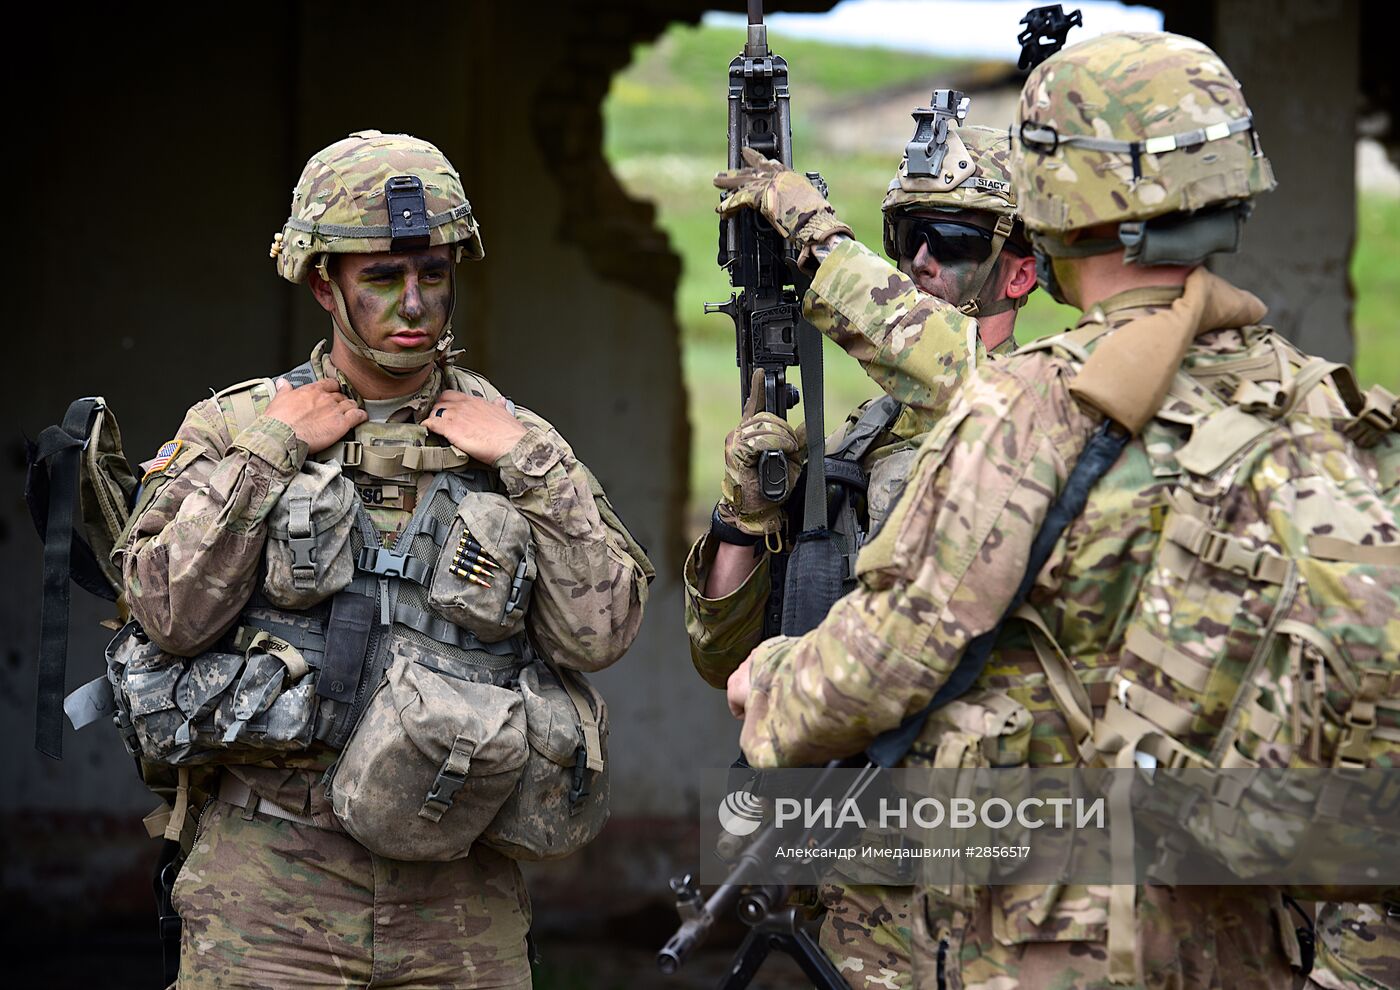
798 319 826 532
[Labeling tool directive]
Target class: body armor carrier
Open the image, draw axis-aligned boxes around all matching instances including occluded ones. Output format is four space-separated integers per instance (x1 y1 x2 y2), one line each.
106 360 532 767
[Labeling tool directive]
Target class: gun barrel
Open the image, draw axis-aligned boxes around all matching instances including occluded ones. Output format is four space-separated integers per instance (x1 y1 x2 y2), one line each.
745 0 768 55
657 877 744 973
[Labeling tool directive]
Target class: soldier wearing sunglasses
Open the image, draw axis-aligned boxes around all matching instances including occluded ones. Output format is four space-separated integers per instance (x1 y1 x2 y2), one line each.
683 124 1036 990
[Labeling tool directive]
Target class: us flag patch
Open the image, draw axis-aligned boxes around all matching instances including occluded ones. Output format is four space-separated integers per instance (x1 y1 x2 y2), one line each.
142 440 184 480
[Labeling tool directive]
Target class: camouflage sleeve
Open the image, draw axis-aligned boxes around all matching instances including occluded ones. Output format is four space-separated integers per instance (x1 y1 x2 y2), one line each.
740 359 1091 767
119 400 309 657
495 407 654 673
805 237 986 431
683 533 772 689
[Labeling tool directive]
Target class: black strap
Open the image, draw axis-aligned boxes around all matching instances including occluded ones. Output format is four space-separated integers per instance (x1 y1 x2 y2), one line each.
34 398 105 759
154 838 183 985
797 321 827 532
319 588 374 705
866 418 1131 767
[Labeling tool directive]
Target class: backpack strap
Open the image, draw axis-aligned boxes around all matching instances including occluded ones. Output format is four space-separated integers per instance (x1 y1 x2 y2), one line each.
30 398 109 758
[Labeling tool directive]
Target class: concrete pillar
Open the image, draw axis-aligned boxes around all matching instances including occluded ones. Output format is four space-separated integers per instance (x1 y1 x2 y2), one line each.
1169 0 1360 361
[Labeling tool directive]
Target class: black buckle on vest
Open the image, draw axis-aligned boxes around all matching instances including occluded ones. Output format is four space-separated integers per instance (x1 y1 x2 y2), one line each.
386 175 431 251
426 767 466 809
569 747 590 811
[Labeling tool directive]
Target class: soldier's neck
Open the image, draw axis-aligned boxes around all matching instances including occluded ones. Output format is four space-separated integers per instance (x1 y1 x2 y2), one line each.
328 340 432 401
1068 249 1194 314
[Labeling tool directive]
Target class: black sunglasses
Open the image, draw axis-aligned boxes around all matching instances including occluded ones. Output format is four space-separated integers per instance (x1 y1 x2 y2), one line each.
883 217 1000 265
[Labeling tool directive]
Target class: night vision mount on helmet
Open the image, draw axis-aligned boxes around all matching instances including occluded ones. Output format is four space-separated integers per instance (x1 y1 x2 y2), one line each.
882 98 1030 318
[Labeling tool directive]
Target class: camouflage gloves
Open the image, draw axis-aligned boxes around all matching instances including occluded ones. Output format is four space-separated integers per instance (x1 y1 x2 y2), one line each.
718 370 806 537
715 148 853 270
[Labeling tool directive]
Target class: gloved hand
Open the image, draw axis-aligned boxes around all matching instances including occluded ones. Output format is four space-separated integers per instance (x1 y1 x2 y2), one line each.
715 148 853 270
719 369 806 536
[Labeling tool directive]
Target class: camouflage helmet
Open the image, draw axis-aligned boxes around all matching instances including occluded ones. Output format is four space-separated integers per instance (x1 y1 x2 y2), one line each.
272 130 483 284
1011 32 1275 238
881 124 1019 220
270 131 484 376
882 124 1032 318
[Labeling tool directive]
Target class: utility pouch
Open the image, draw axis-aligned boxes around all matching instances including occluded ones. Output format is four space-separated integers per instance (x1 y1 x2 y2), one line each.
903 690 1035 905
428 492 536 642
328 648 528 861
906 689 1032 770
481 660 609 861
262 461 358 609
107 620 320 765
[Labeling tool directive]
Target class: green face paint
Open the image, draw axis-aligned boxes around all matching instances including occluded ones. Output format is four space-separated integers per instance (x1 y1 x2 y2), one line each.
337 247 454 354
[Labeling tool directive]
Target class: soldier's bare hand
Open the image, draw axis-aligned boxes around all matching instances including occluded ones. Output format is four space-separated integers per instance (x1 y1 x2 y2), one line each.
727 657 753 720
264 378 367 454
424 391 528 464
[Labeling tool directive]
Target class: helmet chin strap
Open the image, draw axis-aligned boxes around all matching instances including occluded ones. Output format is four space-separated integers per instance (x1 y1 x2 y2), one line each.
955 215 1027 319
317 255 458 379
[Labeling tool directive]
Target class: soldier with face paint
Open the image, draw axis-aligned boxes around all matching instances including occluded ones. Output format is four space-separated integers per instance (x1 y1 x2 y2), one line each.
685 119 1037 989
119 131 653 988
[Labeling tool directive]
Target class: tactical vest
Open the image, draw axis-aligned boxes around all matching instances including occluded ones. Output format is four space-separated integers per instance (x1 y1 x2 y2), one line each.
90 359 612 864
102 360 532 767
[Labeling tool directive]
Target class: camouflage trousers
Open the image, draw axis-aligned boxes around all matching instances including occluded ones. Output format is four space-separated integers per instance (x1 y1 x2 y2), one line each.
171 799 532 989
908 885 1299 990
1306 902 1400 990
818 883 914 990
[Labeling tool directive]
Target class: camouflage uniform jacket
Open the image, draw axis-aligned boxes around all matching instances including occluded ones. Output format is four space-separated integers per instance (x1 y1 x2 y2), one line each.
739 279 1395 989
685 238 1011 689
119 340 653 811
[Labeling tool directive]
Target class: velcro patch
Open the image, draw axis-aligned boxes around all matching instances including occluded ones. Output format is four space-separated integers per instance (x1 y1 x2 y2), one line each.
142 440 184 481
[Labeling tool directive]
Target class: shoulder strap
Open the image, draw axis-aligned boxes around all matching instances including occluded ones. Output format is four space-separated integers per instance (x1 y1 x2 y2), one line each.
866 417 1131 768
829 395 903 464
29 398 109 759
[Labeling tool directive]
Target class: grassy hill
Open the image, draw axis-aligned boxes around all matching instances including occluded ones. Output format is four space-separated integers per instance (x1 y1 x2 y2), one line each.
604 23 1398 529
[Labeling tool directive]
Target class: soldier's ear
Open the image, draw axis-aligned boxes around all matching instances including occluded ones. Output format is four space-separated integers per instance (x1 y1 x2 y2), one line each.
1004 253 1039 299
308 263 337 315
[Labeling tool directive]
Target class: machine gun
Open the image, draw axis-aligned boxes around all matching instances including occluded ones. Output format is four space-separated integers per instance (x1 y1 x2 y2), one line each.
657 762 886 989
704 0 827 506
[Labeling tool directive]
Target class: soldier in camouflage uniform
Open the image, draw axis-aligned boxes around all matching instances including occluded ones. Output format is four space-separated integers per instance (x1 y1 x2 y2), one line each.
118 131 652 988
722 31 1399 990
690 126 1037 989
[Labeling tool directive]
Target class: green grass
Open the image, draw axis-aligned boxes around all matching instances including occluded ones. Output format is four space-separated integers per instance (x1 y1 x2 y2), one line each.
606 24 1399 529
1354 194 1400 390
